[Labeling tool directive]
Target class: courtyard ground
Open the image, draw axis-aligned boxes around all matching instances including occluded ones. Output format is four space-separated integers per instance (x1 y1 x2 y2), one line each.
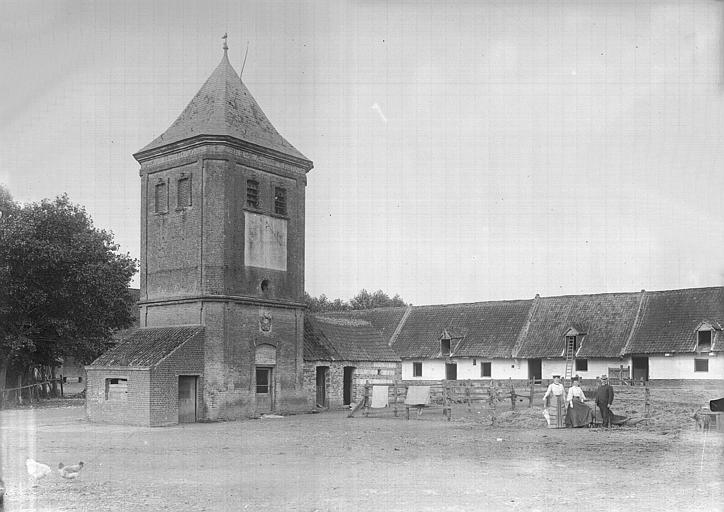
0 386 722 512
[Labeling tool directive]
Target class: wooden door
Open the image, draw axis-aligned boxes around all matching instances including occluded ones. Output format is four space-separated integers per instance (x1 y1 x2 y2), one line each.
632 357 649 382
316 366 328 407
343 366 355 406
178 376 197 423
528 359 542 383
255 367 273 413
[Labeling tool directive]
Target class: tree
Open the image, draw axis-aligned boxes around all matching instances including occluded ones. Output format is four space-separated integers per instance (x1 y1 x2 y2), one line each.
0 193 137 397
305 289 407 312
349 289 407 310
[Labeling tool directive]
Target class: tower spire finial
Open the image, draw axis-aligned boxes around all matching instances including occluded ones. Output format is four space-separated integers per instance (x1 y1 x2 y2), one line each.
222 32 228 52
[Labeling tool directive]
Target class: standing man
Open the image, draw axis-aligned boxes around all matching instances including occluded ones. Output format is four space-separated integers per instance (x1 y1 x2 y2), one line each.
595 374 615 427
543 375 566 428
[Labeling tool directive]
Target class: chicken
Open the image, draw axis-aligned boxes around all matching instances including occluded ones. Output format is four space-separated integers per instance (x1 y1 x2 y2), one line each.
25 459 52 479
58 462 84 480
0 477 5 505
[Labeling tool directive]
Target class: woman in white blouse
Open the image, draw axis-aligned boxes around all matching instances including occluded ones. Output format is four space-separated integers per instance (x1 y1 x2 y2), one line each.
565 376 593 427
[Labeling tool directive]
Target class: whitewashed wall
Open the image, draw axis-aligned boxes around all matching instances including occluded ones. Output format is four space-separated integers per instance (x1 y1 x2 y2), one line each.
402 358 528 380
541 359 622 380
645 354 724 380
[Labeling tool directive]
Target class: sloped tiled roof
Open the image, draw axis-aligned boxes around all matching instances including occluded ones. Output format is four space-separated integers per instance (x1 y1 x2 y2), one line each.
136 51 309 162
320 307 409 344
392 300 533 359
624 287 724 354
89 326 204 367
303 316 400 362
513 292 642 358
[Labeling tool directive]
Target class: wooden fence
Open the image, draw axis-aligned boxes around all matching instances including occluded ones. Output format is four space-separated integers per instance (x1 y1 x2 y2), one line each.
0 377 66 409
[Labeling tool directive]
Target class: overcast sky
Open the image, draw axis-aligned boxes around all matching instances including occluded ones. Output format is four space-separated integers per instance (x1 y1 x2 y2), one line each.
2 0 723 306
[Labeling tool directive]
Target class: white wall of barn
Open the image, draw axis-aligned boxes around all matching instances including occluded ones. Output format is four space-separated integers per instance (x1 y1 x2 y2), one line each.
644 354 724 380
541 358 623 380
402 358 528 380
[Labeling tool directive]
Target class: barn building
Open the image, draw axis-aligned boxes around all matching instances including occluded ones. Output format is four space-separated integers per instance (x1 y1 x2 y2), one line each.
87 41 313 425
303 315 400 408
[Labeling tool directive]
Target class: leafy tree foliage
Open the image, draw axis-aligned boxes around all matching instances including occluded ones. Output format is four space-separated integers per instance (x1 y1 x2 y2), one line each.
0 193 138 383
305 289 407 313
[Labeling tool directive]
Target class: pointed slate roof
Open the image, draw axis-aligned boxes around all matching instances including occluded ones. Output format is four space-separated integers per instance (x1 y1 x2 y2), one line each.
513 292 642 359
89 326 204 368
624 287 724 354
137 50 309 162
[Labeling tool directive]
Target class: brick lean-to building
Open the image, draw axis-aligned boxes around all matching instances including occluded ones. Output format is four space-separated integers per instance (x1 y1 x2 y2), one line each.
86 42 313 425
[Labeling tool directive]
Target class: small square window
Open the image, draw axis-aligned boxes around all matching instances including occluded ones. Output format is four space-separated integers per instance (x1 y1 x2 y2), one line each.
247 179 259 209
575 359 588 371
154 181 167 213
274 187 287 215
481 362 492 378
177 176 191 208
694 358 709 372
413 362 422 377
105 378 128 401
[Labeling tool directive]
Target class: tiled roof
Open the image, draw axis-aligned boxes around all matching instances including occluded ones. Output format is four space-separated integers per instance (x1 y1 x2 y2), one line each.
320 308 409 344
624 287 724 354
137 51 309 162
513 292 642 358
303 316 400 362
89 326 204 367
393 300 533 359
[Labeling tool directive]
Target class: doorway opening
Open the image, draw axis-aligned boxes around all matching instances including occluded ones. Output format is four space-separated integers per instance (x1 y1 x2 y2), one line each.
178 375 198 423
343 366 355 406
316 366 329 408
528 359 542 383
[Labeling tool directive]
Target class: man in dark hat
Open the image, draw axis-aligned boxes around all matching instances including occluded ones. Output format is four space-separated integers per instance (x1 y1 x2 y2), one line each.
594 374 614 427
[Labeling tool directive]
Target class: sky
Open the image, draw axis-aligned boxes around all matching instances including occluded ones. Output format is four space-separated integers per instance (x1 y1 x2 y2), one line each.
1 0 723 306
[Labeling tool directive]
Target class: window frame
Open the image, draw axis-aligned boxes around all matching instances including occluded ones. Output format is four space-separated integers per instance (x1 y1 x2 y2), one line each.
481 361 492 378
104 377 129 401
575 359 588 372
154 179 168 214
176 174 192 209
440 338 451 357
246 179 260 209
274 186 287 216
694 358 709 373
696 330 712 353
412 362 423 377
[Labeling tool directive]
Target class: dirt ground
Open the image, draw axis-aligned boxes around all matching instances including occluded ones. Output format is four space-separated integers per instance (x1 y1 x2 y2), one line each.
0 387 722 512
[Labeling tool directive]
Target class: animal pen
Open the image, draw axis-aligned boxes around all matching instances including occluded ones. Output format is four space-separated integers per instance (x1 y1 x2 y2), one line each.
348 378 656 427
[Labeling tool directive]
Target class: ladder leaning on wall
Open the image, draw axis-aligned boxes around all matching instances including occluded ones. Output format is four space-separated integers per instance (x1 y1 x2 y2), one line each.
564 336 576 381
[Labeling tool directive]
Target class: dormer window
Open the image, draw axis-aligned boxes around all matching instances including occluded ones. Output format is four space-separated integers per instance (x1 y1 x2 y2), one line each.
697 329 712 353
440 338 451 357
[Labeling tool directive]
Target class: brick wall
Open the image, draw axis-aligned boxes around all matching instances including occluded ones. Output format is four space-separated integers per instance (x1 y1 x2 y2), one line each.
149 330 205 426
303 361 401 409
86 368 151 426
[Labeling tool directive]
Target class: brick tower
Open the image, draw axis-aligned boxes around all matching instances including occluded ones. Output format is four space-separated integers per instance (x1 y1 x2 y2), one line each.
132 40 313 419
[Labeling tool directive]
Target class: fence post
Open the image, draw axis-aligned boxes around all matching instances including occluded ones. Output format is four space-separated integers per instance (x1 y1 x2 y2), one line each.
644 383 650 417
363 381 370 417
59 376 64 398
529 379 534 408
509 378 516 411
466 380 472 412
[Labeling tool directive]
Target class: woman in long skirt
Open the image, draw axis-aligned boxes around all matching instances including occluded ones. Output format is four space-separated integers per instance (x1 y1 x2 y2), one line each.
565 376 593 427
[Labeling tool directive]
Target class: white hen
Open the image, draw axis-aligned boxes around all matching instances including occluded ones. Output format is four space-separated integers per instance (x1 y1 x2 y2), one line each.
25 458 52 479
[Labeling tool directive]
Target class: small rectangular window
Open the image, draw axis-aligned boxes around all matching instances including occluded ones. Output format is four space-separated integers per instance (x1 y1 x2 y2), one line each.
105 378 128 401
575 359 588 371
154 181 167 213
412 362 422 377
247 179 259 208
274 187 287 215
697 331 712 352
440 339 451 357
481 362 492 378
177 176 191 208
694 359 709 372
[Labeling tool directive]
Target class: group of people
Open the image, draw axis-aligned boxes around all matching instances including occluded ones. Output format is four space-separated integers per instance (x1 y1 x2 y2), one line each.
542 374 615 428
